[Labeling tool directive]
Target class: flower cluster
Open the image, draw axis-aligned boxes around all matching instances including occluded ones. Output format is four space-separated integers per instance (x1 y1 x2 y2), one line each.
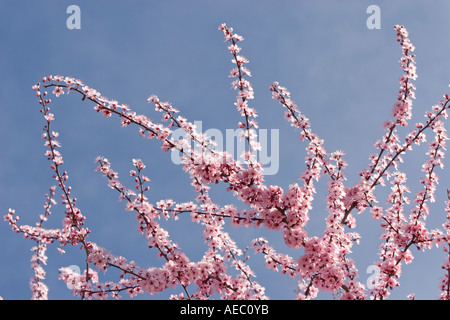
392 24 416 126
4 187 59 300
437 197 450 300
219 23 259 157
3 24 450 300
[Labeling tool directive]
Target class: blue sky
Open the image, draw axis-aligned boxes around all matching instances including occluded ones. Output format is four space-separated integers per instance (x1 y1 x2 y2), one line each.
1 1 450 300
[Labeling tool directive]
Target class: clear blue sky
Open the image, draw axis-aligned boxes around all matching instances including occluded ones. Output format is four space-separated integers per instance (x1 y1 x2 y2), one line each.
1 1 450 299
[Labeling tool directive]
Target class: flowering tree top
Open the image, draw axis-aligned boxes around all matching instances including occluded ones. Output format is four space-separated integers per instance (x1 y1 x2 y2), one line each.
3 23 450 300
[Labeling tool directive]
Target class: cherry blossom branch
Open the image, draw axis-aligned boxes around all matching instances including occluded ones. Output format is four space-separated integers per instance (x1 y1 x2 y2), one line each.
35 83 96 299
369 112 448 299
184 164 267 299
4 22 450 301
252 238 297 278
361 25 417 187
342 26 449 225
41 75 313 258
270 83 336 183
28 187 57 300
219 23 259 158
42 79 271 224
4 187 58 300
95 157 193 299
96 156 267 299
59 243 173 299
438 194 450 299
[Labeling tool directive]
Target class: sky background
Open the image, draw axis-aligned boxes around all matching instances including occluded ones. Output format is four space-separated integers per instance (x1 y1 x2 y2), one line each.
1 0 450 300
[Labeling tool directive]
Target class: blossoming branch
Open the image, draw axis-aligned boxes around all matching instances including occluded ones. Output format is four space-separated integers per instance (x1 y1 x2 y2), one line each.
3 24 450 300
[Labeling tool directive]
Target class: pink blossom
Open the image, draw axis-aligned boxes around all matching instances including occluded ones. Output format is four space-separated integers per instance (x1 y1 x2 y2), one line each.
44 113 54 122
3 22 450 301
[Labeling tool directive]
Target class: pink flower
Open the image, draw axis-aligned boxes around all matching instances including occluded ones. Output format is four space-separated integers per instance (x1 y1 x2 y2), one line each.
52 86 64 97
44 113 55 122
101 108 112 117
4 21 450 302
132 159 145 170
